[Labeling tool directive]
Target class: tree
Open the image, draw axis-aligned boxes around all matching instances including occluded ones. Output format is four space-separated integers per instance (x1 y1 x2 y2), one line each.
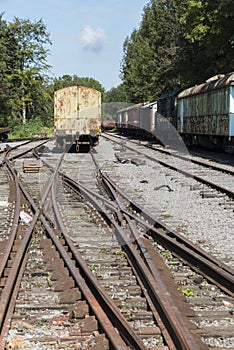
53 74 105 97
0 14 12 126
121 0 182 102
104 84 129 103
6 17 52 124
120 0 234 102
178 0 234 83
103 84 130 119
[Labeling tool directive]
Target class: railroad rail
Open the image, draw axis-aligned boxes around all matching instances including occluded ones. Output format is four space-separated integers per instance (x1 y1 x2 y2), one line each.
96 136 234 348
102 133 234 201
0 141 132 349
0 138 233 349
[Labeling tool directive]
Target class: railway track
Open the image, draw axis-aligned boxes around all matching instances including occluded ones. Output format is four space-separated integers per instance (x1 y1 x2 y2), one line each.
0 137 233 349
101 133 234 264
102 133 234 200
96 136 234 349
0 142 128 349
42 139 233 348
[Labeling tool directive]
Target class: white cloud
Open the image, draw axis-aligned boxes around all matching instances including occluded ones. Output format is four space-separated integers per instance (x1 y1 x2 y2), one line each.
80 25 105 53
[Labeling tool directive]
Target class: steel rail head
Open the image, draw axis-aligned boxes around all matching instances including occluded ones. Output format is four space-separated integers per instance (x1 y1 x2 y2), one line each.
6 139 49 162
62 175 202 350
1 159 131 350
39 151 65 209
40 213 133 350
100 172 234 296
0 240 29 348
60 176 147 349
0 162 21 279
0 212 39 333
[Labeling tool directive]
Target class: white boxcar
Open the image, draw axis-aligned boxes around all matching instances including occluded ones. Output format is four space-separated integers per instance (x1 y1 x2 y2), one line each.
54 86 101 151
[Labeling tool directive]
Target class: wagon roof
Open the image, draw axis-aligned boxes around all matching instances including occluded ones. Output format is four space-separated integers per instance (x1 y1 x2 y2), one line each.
116 102 149 113
55 85 101 94
141 101 157 108
178 72 234 98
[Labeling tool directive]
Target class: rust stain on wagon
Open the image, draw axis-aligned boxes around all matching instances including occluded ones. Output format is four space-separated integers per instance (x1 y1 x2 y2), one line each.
54 86 101 136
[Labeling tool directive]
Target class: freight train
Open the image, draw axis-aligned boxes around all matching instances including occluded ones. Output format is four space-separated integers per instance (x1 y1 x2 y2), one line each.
54 86 101 152
0 127 11 142
116 72 234 153
101 118 116 131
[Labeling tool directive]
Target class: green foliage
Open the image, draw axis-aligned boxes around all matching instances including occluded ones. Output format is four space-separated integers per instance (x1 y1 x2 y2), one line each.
120 0 234 101
89 264 98 276
121 0 183 102
160 250 172 258
0 14 52 126
9 117 53 138
178 0 234 82
53 75 105 97
104 84 129 103
114 249 125 259
178 287 195 297
102 83 132 119
0 15 12 126
99 248 110 253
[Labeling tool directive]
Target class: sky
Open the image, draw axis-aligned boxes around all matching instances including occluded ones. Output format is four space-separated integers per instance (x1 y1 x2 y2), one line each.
1 0 147 91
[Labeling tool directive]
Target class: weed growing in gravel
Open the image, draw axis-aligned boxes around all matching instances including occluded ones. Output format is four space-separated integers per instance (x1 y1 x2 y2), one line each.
37 282 47 288
36 320 49 327
160 250 172 258
47 272 53 287
95 230 103 235
161 214 172 220
114 249 125 259
73 215 88 221
90 264 98 276
178 287 195 297
99 248 110 253
30 261 44 269
31 230 41 246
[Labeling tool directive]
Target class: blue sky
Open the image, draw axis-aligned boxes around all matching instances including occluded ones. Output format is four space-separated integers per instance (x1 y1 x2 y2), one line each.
1 0 147 90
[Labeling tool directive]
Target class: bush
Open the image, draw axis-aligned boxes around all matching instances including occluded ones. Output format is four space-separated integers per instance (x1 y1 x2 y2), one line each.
9 117 54 139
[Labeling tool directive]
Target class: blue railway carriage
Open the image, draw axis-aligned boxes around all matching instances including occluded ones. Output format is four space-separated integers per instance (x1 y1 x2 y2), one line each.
177 72 234 153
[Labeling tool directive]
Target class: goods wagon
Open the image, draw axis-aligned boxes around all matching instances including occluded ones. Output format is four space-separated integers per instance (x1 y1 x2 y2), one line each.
101 118 116 130
116 102 149 135
54 86 101 151
139 101 157 138
177 72 234 152
0 127 11 142
116 71 234 153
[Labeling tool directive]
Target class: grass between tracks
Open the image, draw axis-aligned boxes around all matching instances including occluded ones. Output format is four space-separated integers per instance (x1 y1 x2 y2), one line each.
8 117 54 139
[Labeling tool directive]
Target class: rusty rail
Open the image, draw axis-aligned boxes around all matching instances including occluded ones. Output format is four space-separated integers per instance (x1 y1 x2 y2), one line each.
63 174 205 350
50 177 145 349
0 154 131 350
100 172 234 297
102 133 234 199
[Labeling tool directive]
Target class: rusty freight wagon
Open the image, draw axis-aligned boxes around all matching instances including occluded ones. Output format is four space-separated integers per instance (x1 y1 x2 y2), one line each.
0 127 11 142
177 72 234 153
54 86 101 152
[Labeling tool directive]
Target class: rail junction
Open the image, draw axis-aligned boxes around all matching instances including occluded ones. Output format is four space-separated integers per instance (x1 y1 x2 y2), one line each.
0 136 233 349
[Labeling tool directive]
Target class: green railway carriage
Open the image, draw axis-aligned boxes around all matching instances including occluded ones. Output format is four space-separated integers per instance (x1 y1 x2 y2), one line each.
177 72 234 152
